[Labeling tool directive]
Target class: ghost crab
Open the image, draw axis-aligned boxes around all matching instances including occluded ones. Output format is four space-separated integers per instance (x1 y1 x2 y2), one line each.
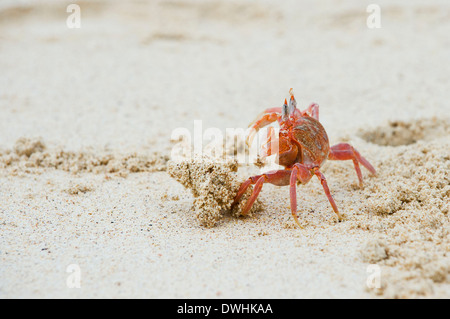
232 89 376 228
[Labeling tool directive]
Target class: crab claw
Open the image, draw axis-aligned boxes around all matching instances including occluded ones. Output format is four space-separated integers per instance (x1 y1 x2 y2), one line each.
260 127 278 158
246 109 280 147
246 127 258 148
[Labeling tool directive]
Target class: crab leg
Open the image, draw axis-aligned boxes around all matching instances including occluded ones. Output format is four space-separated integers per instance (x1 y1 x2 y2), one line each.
232 169 293 215
241 176 265 216
328 143 377 188
289 163 314 228
289 169 301 227
303 103 319 120
313 169 342 221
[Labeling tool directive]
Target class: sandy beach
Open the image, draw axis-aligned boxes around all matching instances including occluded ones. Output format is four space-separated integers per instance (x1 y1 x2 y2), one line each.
1 0 449 298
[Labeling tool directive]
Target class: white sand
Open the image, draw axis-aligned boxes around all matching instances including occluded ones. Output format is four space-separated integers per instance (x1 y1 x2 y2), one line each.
1 0 449 298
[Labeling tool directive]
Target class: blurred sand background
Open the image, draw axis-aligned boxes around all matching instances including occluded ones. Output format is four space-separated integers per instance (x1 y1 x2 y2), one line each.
0 0 449 298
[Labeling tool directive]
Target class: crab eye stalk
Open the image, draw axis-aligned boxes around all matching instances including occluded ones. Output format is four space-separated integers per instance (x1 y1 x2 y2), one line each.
282 98 289 121
288 88 297 116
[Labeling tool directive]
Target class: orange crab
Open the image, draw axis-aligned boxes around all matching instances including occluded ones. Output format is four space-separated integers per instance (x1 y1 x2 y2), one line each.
232 89 376 228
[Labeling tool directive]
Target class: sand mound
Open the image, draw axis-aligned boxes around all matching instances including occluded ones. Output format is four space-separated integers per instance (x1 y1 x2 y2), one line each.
0 137 169 176
167 156 263 227
357 118 450 298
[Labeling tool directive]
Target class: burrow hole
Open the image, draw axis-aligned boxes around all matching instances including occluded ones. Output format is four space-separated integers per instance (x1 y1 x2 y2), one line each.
358 117 450 146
